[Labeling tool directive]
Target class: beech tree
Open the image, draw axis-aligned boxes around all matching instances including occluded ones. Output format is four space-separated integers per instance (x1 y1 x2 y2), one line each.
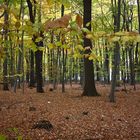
27 0 44 92
109 0 121 102
82 0 99 96
3 0 9 90
0 0 140 98
26 0 36 88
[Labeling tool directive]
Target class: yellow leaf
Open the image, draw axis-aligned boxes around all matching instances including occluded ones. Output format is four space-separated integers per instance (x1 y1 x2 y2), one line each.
96 31 106 37
46 0 53 6
35 37 43 43
115 32 126 36
60 0 71 7
135 35 140 42
48 43 55 49
89 53 96 60
76 45 84 51
108 36 120 42
38 47 45 51
121 36 134 43
55 41 62 47
73 53 83 58
89 56 94 60
86 34 93 39
10 8 19 19
81 28 90 33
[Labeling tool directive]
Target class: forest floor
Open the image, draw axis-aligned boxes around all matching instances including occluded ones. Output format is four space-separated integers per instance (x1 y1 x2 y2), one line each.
0 83 140 140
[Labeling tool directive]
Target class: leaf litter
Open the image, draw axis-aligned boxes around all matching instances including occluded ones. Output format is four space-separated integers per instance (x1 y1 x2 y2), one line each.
0 84 140 140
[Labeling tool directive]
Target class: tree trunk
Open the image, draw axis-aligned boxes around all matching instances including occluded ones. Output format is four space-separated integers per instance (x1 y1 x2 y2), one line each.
104 47 110 84
3 0 9 90
129 48 135 86
61 4 65 93
35 0 44 93
35 45 44 92
109 0 121 102
27 0 36 87
82 0 99 96
137 0 140 82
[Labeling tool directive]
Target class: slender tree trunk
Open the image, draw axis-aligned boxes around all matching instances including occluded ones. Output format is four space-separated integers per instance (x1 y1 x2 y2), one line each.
21 2 25 94
29 49 35 87
3 0 9 90
126 48 129 83
138 0 140 33
16 0 24 89
128 6 136 88
104 46 110 84
109 0 121 102
80 58 84 87
135 43 139 82
9 38 14 87
121 48 125 81
137 0 140 82
82 0 99 96
61 4 65 93
17 44 22 89
129 47 135 86
27 0 36 87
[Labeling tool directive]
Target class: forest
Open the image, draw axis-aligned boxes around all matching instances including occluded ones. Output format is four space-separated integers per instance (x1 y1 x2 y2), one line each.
0 0 140 139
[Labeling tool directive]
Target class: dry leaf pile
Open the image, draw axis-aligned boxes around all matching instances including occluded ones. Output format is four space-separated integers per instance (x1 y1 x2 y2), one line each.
0 84 140 140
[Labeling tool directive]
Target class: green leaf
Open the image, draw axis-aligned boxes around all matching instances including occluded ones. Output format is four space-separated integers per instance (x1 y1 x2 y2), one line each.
115 31 126 36
69 21 78 30
0 134 7 140
35 37 43 43
46 0 53 6
15 74 23 77
89 56 94 60
75 45 84 51
81 28 91 33
60 0 71 7
38 47 45 51
135 35 140 43
62 44 70 49
121 36 134 43
12 127 18 133
55 41 62 47
17 136 23 140
109 36 120 42
48 43 55 49
96 31 106 37
73 53 83 59
86 34 93 39
86 22 91 27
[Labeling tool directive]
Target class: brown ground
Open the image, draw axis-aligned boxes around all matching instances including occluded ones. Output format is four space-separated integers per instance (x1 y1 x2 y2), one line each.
0 84 140 140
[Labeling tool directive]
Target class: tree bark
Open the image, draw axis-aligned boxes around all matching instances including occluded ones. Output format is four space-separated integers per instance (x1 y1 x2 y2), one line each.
3 0 9 90
104 46 110 84
109 0 121 102
61 4 65 93
35 0 44 93
82 0 99 96
137 0 140 82
35 41 44 93
27 0 36 87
